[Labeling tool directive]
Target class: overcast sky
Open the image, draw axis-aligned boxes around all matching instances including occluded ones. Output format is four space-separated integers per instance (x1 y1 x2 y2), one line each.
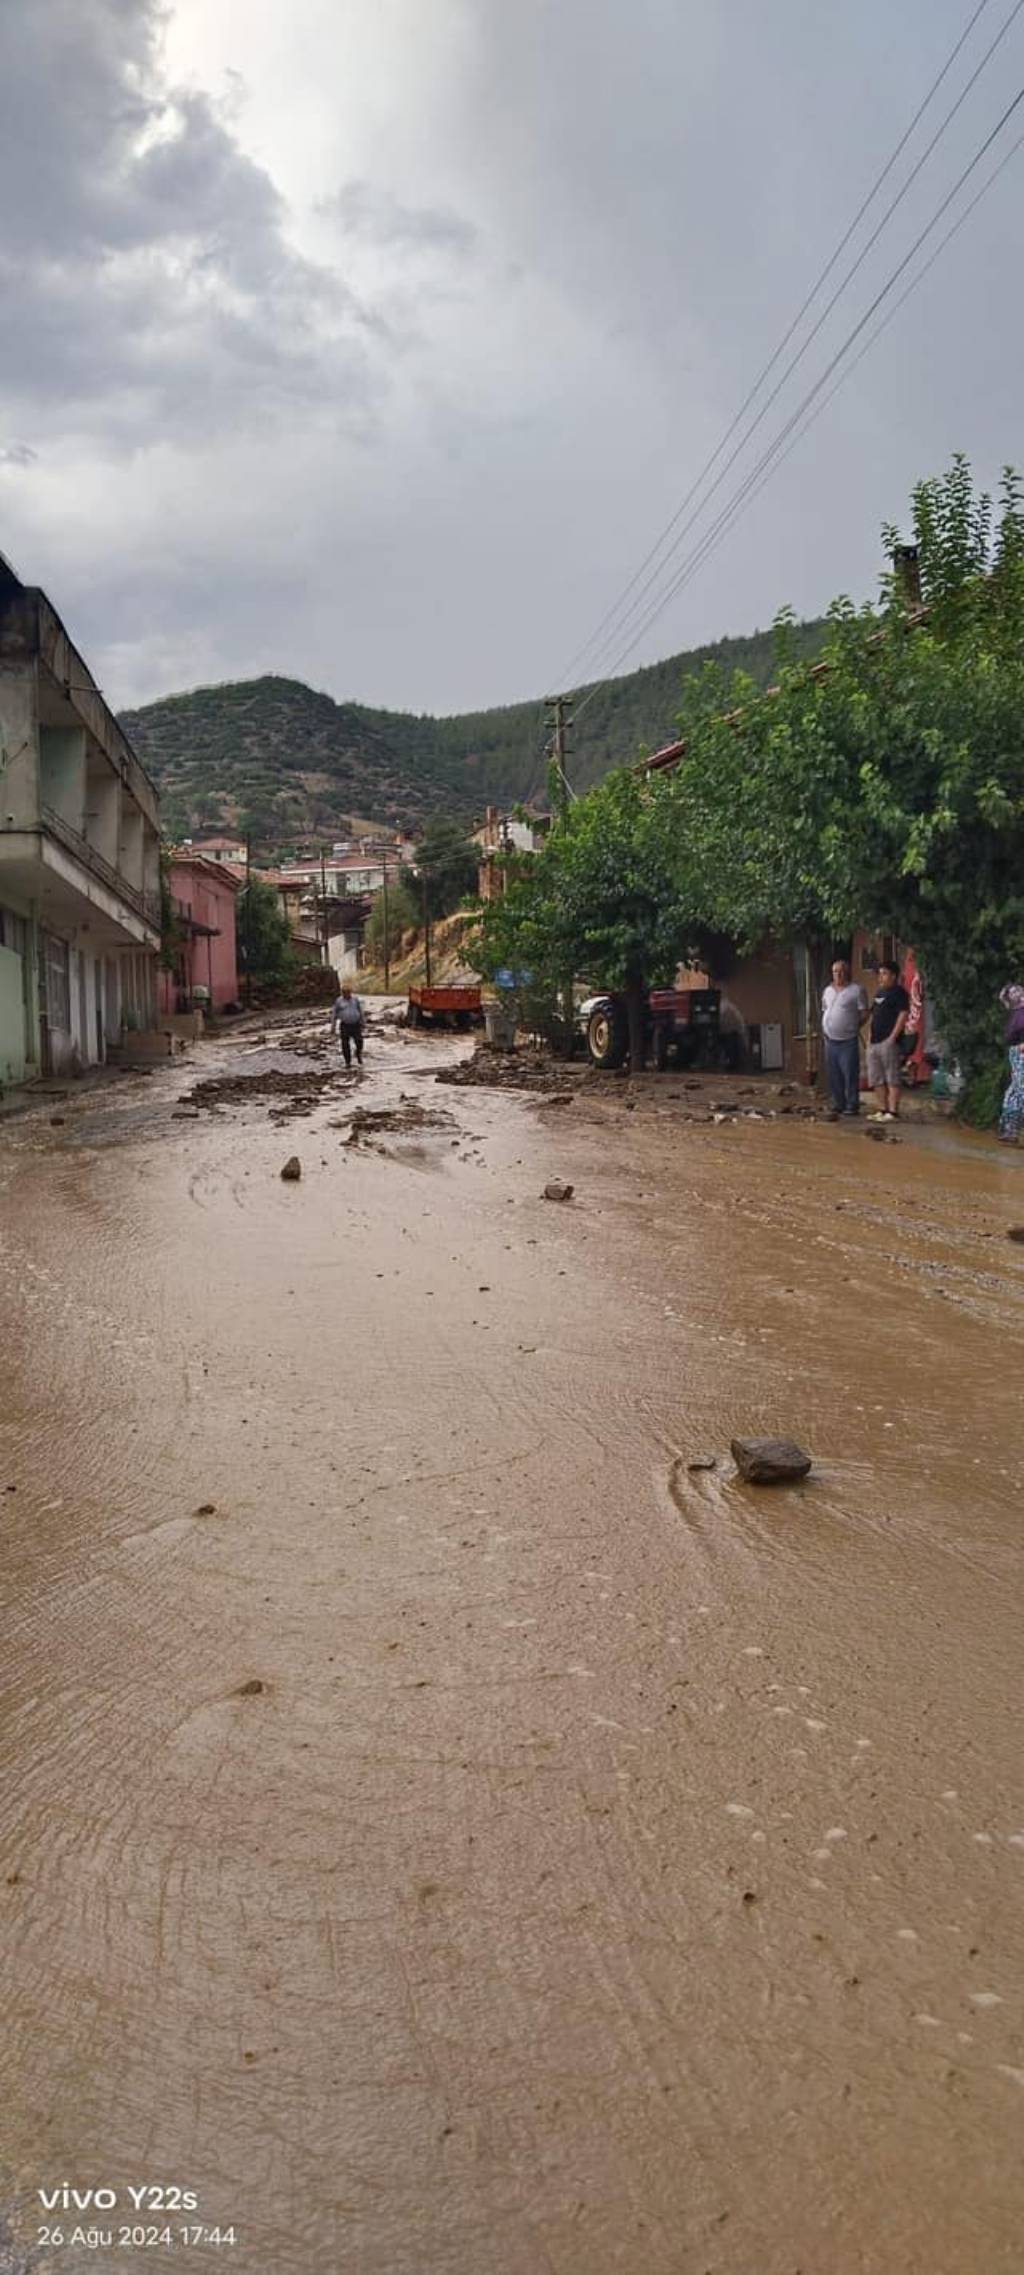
1 0 1021 718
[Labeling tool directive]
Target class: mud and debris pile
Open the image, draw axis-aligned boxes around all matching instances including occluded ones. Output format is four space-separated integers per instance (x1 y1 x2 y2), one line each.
182 1068 347 1110
437 1043 585 1094
343 1103 453 1140
177 1066 355 1123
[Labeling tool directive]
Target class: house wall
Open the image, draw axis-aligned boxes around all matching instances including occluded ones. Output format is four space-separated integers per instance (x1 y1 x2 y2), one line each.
1 592 161 1077
162 859 240 1010
677 941 807 1076
0 943 25 1082
0 662 38 828
39 725 86 829
0 899 36 1081
327 931 360 979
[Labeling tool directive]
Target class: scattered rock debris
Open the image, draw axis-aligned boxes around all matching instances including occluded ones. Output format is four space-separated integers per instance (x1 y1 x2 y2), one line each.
193 1502 218 1517
184 1068 347 1112
344 1103 453 1139
280 1156 302 1182
542 1180 574 1203
234 1679 266 1697
438 1044 585 1094
1007 1228 1024 1244
731 1437 812 1484
686 1456 717 1473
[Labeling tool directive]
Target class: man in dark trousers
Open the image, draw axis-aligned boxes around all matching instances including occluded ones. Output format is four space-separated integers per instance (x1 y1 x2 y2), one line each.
867 960 910 1121
821 957 868 1117
331 981 365 1068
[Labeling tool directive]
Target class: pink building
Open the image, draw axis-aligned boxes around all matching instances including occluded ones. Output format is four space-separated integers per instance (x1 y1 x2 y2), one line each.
159 853 241 1014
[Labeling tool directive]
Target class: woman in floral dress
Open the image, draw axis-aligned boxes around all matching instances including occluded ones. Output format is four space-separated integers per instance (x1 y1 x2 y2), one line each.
998 982 1024 1142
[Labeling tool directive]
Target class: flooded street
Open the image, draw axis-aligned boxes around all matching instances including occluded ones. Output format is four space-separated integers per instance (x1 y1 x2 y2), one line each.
2 1014 1023 2275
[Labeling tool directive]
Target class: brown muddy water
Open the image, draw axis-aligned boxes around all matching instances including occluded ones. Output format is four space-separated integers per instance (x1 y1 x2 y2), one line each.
1 1014 1022 2275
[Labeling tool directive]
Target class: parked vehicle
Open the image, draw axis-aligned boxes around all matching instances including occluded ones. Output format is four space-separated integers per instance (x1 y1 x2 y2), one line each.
406 983 483 1031
580 985 736 1071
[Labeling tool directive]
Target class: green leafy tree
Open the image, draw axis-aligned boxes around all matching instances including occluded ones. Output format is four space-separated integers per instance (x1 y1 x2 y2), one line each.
401 817 480 921
479 767 701 1069
237 878 294 987
365 880 418 960
664 459 1024 1108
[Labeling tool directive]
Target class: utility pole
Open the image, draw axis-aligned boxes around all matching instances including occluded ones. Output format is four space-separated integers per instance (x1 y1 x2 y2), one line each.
320 845 328 967
381 847 391 992
544 695 575 1049
544 694 574 824
421 867 432 988
244 832 252 1006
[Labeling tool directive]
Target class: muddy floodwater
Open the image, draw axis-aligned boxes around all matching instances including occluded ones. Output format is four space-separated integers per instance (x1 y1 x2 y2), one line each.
1 1014 1022 2275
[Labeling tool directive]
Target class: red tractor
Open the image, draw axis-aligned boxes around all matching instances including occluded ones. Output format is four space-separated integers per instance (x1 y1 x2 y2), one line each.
581 985 733 1071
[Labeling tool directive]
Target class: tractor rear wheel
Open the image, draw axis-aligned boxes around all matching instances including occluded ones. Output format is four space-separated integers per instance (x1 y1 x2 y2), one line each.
586 1002 628 1070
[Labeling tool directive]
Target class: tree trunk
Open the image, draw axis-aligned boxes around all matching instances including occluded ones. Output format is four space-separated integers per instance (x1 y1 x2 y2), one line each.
806 932 831 1095
625 973 646 1074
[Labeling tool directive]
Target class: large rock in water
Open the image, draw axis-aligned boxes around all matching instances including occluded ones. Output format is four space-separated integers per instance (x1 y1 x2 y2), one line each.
731 1437 812 1484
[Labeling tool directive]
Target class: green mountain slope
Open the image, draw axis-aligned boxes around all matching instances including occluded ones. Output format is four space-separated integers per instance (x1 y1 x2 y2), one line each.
121 617 828 849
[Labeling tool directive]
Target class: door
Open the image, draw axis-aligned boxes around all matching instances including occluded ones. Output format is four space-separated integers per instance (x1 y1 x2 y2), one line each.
78 952 88 1065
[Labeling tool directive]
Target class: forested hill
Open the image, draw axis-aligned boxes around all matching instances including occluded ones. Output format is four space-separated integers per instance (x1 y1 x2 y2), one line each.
122 615 829 848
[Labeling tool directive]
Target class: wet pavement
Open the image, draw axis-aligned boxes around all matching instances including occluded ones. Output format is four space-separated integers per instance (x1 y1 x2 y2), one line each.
1 1010 1022 2275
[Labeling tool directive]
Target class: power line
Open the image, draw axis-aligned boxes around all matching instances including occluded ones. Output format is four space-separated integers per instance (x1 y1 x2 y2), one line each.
574 0 1024 686
698 119 1024 561
574 77 1024 716
560 0 1020 689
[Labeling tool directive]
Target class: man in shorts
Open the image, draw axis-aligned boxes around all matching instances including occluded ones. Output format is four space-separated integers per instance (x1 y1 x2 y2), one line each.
867 960 910 1121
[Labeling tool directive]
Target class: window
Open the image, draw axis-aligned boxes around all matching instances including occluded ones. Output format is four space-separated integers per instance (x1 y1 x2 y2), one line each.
42 933 70 1030
0 906 28 959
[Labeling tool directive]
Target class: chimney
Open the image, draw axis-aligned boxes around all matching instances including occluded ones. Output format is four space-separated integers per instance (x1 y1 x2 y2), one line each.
892 543 922 611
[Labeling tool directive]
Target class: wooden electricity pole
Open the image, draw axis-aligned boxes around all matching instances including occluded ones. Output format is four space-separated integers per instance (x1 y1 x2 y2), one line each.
244 832 252 1006
421 867 432 988
544 695 575 1050
381 848 391 991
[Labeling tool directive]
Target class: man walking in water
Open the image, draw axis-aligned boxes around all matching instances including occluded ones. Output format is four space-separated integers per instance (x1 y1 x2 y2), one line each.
331 981 365 1068
821 957 868 1118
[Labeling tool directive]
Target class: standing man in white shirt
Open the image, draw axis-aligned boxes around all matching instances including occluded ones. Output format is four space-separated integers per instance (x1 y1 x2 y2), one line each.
821 957 869 1118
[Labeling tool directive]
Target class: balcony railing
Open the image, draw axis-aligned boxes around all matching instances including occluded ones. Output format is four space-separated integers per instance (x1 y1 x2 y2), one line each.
40 804 161 931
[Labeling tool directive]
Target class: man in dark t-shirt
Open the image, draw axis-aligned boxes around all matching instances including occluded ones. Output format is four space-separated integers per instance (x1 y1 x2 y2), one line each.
867 961 910 1120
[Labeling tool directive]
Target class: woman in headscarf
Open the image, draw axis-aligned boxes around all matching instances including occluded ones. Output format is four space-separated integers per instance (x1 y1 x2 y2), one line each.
998 982 1024 1143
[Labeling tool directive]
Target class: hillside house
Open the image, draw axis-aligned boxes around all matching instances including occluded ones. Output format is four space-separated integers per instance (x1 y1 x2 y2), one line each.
159 852 241 1014
188 833 248 866
0 555 161 1083
474 806 549 902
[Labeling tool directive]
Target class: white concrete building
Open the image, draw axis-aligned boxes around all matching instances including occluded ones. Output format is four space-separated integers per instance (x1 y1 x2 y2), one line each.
0 557 161 1084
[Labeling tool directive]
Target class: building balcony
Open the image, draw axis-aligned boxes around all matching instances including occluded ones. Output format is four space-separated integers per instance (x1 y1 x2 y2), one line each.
41 805 161 930
0 807 161 950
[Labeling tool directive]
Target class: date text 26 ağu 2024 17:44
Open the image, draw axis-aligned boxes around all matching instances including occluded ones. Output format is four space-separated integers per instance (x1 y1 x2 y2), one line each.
37 2225 238 2250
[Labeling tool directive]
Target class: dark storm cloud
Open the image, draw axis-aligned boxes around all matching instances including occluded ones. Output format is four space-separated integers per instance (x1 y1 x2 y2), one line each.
326 180 479 260
1 0 1021 717
0 0 377 444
